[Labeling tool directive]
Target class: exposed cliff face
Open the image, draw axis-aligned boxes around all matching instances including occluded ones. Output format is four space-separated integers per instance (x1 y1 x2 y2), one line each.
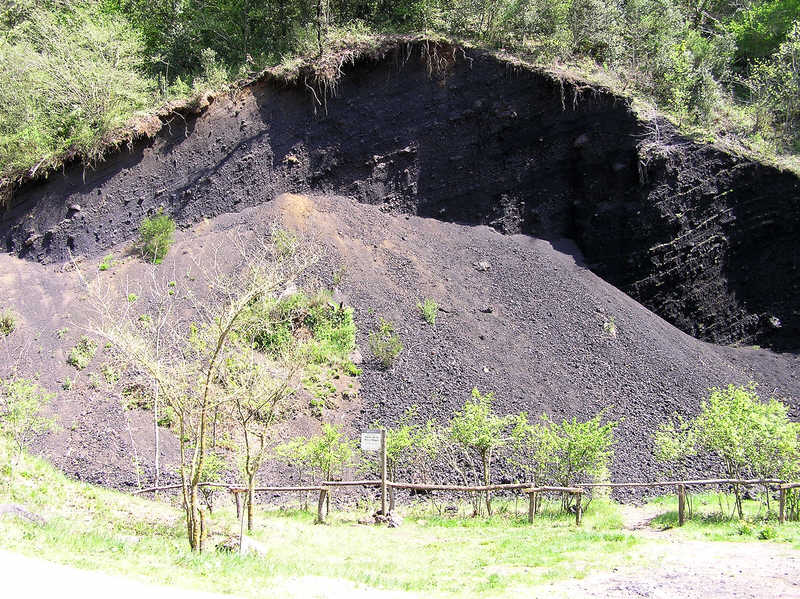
2 41 799 349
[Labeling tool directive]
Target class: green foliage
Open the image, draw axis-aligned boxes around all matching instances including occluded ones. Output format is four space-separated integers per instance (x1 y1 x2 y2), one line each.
62 377 74 391
759 525 778 540
368 318 403 369
0 309 16 336
748 21 800 142
544 410 617 488
730 0 800 64
67 336 98 370
0 377 55 459
368 406 433 480
276 423 356 481
450 388 509 460
654 382 800 518
509 413 558 486
101 363 121 386
653 413 697 477
138 211 175 264
417 298 438 326
693 383 800 481
98 255 114 271
0 2 154 184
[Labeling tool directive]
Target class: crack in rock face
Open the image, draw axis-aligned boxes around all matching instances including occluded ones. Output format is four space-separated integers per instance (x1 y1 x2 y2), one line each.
2 42 799 350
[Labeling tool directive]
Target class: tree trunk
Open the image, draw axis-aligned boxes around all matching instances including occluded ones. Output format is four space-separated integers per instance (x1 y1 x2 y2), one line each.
153 382 160 489
734 483 743 520
247 478 255 532
189 483 201 551
316 0 323 56
482 450 492 516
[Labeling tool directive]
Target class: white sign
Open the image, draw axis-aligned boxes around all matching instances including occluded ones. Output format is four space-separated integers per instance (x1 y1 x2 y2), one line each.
360 430 382 452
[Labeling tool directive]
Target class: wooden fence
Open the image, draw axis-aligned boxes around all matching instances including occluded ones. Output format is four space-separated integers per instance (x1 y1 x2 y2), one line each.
134 477 798 527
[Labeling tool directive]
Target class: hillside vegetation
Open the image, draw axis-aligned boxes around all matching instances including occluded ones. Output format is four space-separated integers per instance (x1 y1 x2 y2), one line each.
1 0 799 195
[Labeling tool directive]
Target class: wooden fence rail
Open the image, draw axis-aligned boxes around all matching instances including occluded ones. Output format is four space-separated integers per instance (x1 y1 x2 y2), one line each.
132 478 800 527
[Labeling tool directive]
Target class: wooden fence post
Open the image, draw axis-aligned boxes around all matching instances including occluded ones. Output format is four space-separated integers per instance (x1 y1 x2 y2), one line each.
234 490 242 521
678 484 686 526
316 488 328 524
238 491 246 554
380 429 387 516
575 492 583 526
779 487 786 525
528 492 536 524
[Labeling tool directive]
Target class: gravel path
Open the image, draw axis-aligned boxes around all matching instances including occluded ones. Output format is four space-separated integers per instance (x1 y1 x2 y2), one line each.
537 537 800 599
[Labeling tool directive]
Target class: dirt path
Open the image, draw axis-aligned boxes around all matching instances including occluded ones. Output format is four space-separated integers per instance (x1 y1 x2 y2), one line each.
0 549 237 599
536 518 800 599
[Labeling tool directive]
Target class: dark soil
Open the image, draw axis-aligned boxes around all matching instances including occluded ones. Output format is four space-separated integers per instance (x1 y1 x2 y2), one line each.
2 41 798 351
0 39 798 496
2 193 797 497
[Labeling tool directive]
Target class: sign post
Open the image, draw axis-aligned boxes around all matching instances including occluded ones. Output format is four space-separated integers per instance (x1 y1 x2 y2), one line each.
361 429 388 515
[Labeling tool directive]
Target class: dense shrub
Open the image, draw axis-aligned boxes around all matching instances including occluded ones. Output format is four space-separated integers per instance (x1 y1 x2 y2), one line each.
246 289 356 366
0 2 153 183
654 382 800 518
138 212 175 264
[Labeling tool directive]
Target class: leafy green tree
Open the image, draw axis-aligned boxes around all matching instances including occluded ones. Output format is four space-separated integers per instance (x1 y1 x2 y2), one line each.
226 343 303 531
0 377 55 468
277 423 356 516
655 382 799 519
509 412 557 485
88 230 315 551
449 388 510 516
545 410 617 510
730 0 800 64
367 405 433 511
693 382 799 518
748 21 800 141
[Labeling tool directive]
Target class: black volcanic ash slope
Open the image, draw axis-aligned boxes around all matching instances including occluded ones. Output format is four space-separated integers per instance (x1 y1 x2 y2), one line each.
2 41 799 351
3 194 798 491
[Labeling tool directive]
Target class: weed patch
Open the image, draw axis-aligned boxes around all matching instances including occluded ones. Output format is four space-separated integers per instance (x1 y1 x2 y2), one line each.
67 336 98 370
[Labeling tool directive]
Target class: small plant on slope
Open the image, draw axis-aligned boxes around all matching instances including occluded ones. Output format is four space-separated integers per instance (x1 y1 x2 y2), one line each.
0 310 16 336
138 211 175 264
67 336 98 370
368 317 403 369
417 298 438 326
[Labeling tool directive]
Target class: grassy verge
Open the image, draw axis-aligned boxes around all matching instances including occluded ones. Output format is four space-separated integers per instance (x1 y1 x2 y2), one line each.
0 437 641 597
2 436 799 597
648 491 800 548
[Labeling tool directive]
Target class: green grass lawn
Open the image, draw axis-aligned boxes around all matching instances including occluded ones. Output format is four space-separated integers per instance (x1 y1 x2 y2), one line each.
2 437 799 598
647 491 800 549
